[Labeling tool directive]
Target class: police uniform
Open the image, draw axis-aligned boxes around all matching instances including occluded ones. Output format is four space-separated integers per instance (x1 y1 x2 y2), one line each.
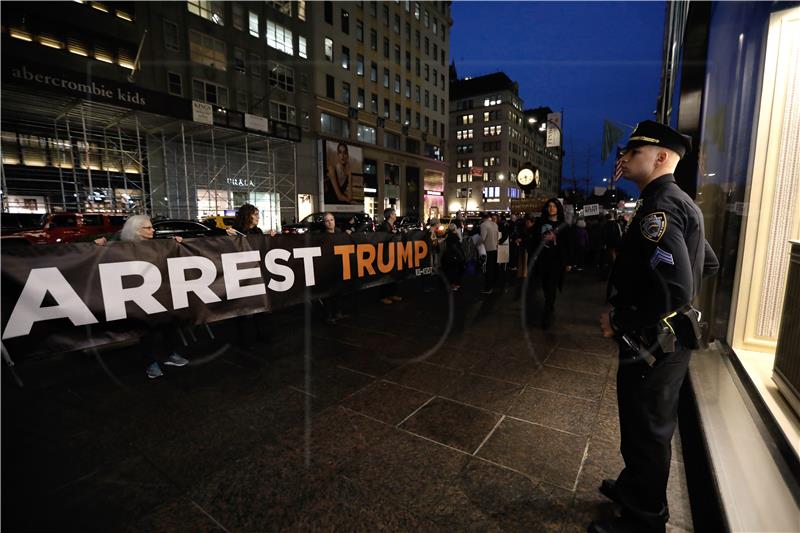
591 121 719 533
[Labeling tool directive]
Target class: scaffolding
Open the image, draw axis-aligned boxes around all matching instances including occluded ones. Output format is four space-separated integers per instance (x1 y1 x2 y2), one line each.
1 89 297 227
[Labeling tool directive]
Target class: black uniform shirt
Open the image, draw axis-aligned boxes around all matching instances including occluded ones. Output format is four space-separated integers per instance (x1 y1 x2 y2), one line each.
609 174 719 333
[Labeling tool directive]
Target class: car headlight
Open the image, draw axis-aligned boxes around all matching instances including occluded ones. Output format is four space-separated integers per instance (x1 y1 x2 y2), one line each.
296 228 306 234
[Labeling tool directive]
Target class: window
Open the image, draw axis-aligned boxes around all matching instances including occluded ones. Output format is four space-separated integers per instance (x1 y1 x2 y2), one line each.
384 131 401 150
341 9 350 33
189 30 226 70
456 144 473 154
234 47 246 73
237 91 248 111
424 116 429 132
383 37 389 58
405 51 411 71
341 46 350 70
433 44 438 61
370 93 378 113
324 38 333 61
484 95 502 106
269 63 294 91
415 29 420 49
356 54 364 76
341 82 350 105
383 68 389 88
187 0 224 25
394 74 401 93
356 19 363 42
358 124 376 144
266 20 293 55
424 89 429 107
192 79 228 106
297 0 306 21
414 2 420 20
394 13 400 33
483 125 503 136
370 1 377 17
415 112 420 128
456 129 474 140
383 98 390 118
424 37 429 55
270 101 296 123
298 36 307 59
272 1 292 16
405 108 411 125
164 20 179 51
370 62 377 82
433 68 438 87
441 50 445 67
320 112 349 138
433 97 438 112
325 74 335 98
370 29 377 50
167 72 182 96
394 44 400 65
382 4 389 25
405 80 411 98
415 58 420 76
423 8 429 27
248 11 259 37
357 88 365 109
483 110 501 122
395 103 401 121
424 64 429 81
249 53 262 77
405 22 411 42
324 1 333 23
433 18 438 35
415 85 420 103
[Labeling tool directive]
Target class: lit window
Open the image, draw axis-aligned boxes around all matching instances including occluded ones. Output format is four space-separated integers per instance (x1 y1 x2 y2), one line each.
189 30 226 70
94 46 114 63
266 20 293 55
249 12 259 37
297 0 306 21
117 49 136 69
187 0 224 26
298 36 307 59
324 37 333 61
38 35 64 49
272 1 292 16
91 2 109 13
357 124 376 144
67 39 89 56
116 9 133 22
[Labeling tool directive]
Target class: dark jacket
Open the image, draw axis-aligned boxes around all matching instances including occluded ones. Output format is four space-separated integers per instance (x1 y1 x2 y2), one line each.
608 174 719 333
531 217 569 288
377 220 396 233
232 225 263 235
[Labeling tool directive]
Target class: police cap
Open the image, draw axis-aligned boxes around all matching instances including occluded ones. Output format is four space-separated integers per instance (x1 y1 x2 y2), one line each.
624 120 693 159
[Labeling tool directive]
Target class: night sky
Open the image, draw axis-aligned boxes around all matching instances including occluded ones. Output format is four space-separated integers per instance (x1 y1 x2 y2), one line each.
451 1 667 200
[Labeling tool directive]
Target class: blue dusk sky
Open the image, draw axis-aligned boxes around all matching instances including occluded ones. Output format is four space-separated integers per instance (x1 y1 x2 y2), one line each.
450 1 667 199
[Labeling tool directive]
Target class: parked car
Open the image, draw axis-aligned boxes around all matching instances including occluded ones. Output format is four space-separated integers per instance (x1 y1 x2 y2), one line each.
16 213 126 244
201 215 236 229
282 212 375 234
1 213 46 234
152 219 228 239
397 216 423 232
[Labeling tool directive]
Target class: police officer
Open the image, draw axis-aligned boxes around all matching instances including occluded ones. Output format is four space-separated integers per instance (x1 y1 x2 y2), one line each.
592 121 719 533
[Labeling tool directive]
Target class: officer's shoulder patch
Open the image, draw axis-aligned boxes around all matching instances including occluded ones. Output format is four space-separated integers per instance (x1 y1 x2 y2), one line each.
640 211 668 242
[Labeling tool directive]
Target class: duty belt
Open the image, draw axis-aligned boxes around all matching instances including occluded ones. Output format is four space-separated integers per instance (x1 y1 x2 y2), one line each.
617 305 704 366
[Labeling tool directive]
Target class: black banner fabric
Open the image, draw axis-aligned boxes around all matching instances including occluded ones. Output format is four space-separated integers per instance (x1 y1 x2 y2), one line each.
1 231 432 357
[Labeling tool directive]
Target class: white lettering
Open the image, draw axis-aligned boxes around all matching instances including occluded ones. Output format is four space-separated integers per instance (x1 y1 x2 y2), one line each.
98 261 168 321
2 267 98 339
167 256 221 309
264 249 294 292
221 251 265 300
293 247 322 287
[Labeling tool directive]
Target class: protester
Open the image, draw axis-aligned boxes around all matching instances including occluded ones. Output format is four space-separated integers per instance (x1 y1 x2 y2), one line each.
226 203 277 236
95 215 189 379
441 223 465 291
318 212 349 324
377 208 402 304
531 199 570 328
479 212 499 294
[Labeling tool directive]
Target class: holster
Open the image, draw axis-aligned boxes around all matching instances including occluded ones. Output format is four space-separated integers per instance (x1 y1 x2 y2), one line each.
663 306 704 350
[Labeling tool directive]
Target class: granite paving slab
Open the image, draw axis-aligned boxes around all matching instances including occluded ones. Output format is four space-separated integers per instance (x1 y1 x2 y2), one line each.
399 397 502 453
509 386 598 435
340 379 434 425
528 365 606 401
545 347 612 376
440 372 524 413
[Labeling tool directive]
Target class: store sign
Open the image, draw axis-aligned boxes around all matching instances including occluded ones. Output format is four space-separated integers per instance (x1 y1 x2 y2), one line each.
470 166 484 177
226 178 255 188
425 190 442 196
192 101 213 125
244 113 269 133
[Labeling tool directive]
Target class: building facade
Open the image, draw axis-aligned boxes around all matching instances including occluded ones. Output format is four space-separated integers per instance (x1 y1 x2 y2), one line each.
305 1 451 222
1 1 450 228
446 72 560 215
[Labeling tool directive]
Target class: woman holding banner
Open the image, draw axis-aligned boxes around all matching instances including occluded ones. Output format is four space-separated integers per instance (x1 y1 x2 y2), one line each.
95 215 190 379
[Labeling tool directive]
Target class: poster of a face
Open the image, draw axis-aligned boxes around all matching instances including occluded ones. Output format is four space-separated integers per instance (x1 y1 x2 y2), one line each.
323 141 364 210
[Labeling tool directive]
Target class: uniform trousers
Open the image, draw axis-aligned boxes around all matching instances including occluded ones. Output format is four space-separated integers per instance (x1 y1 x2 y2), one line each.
615 344 691 527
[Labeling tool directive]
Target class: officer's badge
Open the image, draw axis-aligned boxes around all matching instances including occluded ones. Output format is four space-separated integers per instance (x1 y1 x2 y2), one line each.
640 212 667 242
650 246 674 269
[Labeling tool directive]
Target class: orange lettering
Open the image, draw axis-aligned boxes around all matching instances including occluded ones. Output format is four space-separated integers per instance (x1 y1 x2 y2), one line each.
356 244 377 277
396 241 413 270
377 242 395 274
334 245 355 280
414 240 428 267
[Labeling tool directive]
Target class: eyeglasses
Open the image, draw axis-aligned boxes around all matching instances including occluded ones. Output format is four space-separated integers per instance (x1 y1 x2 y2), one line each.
141 226 153 230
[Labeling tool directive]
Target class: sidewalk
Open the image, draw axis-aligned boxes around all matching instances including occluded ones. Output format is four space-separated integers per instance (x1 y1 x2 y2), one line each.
2 269 693 532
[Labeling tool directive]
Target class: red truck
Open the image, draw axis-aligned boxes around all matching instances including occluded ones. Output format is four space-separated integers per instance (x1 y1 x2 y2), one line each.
12 213 127 244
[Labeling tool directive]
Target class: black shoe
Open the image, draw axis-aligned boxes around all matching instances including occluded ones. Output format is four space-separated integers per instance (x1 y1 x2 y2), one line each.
599 479 621 504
